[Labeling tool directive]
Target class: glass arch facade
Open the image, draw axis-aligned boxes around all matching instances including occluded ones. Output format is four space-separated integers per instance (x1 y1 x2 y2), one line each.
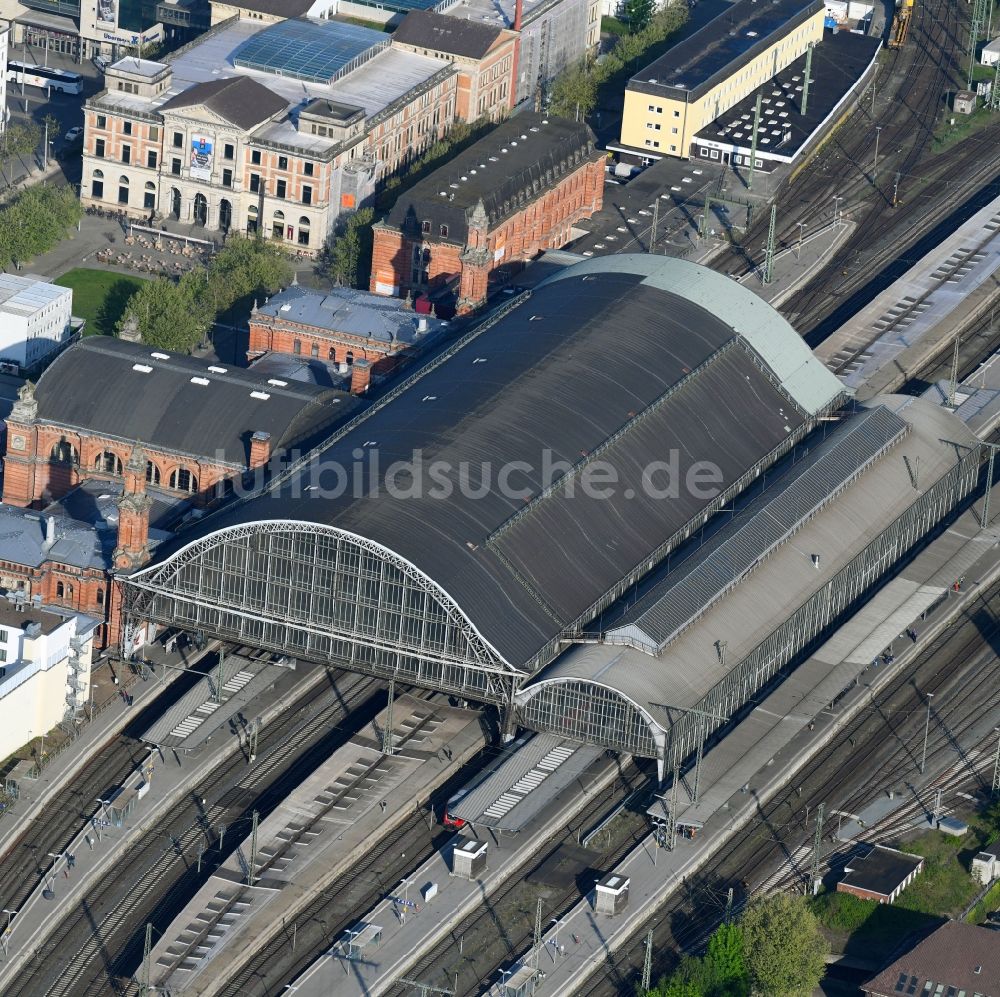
121 521 517 702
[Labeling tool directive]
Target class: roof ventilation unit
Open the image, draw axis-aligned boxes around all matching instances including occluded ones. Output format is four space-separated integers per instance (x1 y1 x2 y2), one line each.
208 365 227 374
150 351 170 360
267 378 288 387
132 363 153 373
250 391 271 400
190 376 210 386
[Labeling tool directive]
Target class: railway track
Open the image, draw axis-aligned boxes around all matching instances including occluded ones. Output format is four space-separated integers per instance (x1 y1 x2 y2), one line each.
3 668 383 997
569 575 1000 995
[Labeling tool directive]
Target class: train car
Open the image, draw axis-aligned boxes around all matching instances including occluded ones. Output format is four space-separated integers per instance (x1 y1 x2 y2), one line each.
888 0 914 49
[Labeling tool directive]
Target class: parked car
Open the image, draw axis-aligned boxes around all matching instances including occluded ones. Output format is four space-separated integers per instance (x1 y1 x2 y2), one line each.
64 126 83 143
92 55 110 72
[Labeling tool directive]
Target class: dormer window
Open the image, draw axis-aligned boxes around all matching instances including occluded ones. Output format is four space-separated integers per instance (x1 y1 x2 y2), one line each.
440 224 448 238
421 219 431 234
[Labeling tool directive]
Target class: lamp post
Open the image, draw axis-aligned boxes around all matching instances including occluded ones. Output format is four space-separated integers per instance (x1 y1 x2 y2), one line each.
1 909 15 956
920 692 934 774
873 126 883 183
832 195 843 228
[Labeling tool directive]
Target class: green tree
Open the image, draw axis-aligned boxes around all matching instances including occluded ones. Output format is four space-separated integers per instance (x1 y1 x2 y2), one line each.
703 923 749 997
207 234 293 316
323 207 375 288
739 894 828 997
116 273 211 352
1 122 41 186
548 59 598 119
623 0 655 31
0 183 81 267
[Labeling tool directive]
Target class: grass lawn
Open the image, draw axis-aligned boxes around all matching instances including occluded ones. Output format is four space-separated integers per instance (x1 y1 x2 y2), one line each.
54 268 147 337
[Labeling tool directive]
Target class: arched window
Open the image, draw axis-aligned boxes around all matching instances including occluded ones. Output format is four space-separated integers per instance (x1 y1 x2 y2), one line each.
93 168 104 178
50 438 77 464
144 181 155 191
297 216 310 247
440 224 449 238
56 581 64 598
271 209 284 240
345 351 354 366
146 461 160 485
119 175 130 185
94 451 122 475
96 588 105 606
170 467 198 493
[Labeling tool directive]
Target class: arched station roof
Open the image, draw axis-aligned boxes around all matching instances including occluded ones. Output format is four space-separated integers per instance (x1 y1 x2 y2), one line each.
127 255 844 675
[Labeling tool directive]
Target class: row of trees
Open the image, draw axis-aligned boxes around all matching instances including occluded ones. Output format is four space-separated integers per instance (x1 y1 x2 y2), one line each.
116 235 293 352
645 894 829 997
321 207 375 289
0 183 82 271
548 4 689 120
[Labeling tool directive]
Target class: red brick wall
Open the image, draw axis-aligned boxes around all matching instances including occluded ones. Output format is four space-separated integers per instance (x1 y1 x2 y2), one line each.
370 155 604 307
2 423 236 508
836 884 889 904
247 319 397 371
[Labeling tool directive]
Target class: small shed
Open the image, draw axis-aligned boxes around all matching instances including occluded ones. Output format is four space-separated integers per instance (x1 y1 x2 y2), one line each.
982 37 1000 67
936 815 968 837
451 838 488 879
954 90 977 114
972 852 997 886
594 872 630 915
837 845 923 904
501 963 540 997
341 922 383 960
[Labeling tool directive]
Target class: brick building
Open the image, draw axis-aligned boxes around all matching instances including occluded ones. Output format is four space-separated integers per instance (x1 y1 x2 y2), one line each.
82 16 460 248
1 337 355 510
390 10 519 121
837 845 924 905
247 284 448 387
370 113 604 312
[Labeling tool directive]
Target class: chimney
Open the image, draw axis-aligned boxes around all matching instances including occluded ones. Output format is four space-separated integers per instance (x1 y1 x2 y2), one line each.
42 516 56 552
417 316 429 333
249 430 272 470
514 0 523 31
351 358 372 395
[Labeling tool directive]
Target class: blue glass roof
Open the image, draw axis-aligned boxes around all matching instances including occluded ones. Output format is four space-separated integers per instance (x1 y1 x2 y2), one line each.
232 18 387 85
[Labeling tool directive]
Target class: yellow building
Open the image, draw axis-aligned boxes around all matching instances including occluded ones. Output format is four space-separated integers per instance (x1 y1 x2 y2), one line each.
618 0 825 160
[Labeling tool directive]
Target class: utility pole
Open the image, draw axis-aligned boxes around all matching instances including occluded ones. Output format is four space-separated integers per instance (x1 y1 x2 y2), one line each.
796 221 806 259
383 674 396 756
992 727 1000 796
949 335 961 408
724 886 734 924
920 692 934 774
763 204 777 285
641 929 654 992
970 0 989 89
693 713 707 803
248 717 259 764
700 195 712 240
649 197 659 253
832 194 843 227
873 125 883 183
138 922 153 997
982 443 1000 528
801 43 813 116
892 171 901 207
747 94 763 190
247 809 259 886
215 647 225 704
532 897 543 977
809 803 825 895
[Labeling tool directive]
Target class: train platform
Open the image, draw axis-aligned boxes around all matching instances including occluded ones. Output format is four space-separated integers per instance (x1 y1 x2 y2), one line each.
0 657 336 994
479 489 1000 996
140 651 283 751
284 744 624 997
816 193 1000 400
146 694 486 995
923 350 1000 440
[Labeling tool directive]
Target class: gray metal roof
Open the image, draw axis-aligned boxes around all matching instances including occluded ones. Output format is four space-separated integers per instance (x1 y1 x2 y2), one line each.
392 10 507 59
165 256 841 671
608 405 909 652
33 338 356 468
255 285 448 346
159 76 287 131
519 394 978 721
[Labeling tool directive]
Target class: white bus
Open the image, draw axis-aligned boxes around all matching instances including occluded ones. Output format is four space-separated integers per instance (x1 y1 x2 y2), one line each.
5 61 82 95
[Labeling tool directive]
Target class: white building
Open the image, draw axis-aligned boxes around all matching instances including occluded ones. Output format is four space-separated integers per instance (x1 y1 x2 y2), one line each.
0 602 98 762
983 37 1000 67
0 274 74 369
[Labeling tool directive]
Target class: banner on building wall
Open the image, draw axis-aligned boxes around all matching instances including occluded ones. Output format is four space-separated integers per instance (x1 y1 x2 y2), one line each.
190 134 214 181
96 0 117 26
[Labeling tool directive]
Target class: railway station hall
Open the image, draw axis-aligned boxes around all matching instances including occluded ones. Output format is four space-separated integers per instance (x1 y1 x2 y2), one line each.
117 255 983 779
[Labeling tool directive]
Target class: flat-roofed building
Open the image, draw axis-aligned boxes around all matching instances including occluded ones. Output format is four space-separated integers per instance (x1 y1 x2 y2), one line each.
370 113 604 312
0 603 99 760
838 845 924 904
81 16 459 248
209 0 336 25
619 0 825 160
0 274 73 370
